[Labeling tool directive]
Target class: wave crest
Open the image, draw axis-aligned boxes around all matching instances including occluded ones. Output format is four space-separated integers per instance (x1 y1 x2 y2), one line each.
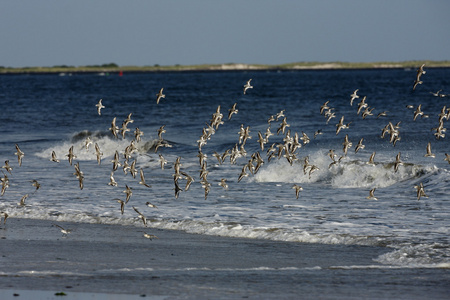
254 150 437 188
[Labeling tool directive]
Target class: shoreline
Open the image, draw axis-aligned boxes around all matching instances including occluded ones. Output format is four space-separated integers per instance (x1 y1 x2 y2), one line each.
1 218 449 299
1 60 450 75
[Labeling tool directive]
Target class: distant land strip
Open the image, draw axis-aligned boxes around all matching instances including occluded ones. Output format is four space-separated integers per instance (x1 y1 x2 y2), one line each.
1 61 450 74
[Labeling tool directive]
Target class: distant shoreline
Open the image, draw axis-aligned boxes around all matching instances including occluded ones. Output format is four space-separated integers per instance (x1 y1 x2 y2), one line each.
1 60 450 74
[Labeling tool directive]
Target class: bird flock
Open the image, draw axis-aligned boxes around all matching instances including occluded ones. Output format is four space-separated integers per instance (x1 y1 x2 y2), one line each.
1 64 449 236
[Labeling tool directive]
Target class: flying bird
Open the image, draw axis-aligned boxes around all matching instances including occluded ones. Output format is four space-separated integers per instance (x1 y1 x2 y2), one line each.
243 79 253 94
156 88 165 104
139 169 151 188
96 99 105 115
292 184 303 199
14 144 24 166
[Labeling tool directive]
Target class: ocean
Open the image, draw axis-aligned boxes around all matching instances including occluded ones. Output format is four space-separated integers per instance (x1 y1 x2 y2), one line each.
0 68 449 298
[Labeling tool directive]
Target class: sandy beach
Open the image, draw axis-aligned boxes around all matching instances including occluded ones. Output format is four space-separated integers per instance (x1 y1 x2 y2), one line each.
0 218 448 299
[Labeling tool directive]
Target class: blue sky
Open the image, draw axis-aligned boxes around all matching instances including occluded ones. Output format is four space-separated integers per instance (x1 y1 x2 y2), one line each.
1 1 449 67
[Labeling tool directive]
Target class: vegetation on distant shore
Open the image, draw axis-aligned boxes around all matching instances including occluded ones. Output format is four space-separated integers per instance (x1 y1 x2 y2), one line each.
1 60 450 74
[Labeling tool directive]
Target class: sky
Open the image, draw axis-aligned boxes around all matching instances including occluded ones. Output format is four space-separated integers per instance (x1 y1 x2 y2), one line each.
1 1 449 68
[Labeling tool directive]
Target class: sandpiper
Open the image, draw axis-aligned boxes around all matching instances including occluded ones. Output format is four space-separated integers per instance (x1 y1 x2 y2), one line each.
31 179 41 191
96 99 105 115
109 117 119 138
342 135 352 156
394 152 402 173
156 88 165 104
174 178 182 198
350 89 359 106
1 212 8 225
111 150 121 171
228 102 238 120
157 125 166 140
139 169 151 188
424 142 435 158
94 143 103 165
238 165 249 183
73 162 84 190
366 188 378 200
444 153 450 164
50 151 60 163
18 194 28 207
67 146 76 166
336 116 350 135
412 64 426 91
292 184 303 199
132 206 147 226
143 232 158 240
367 152 376 166
430 89 442 97
377 111 388 118
414 182 428 200
115 199 125 215
108 171 118 187
413 104 424 121
320 101 330 114
243 79 253 94
134 127 144 142
84 136 93 150
146 201 158 209
219 178 229 190
14 144 24 166
355 138 365 153
2 160 13 174
123 184 132 203
52 224 72 236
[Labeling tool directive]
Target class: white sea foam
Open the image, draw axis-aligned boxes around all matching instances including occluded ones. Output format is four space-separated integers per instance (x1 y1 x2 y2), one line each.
254 149 438 188
34 132 160 162
374 243 450 267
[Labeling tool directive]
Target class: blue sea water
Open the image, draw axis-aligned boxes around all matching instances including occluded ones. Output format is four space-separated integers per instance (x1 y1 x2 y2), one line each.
0 68 449 269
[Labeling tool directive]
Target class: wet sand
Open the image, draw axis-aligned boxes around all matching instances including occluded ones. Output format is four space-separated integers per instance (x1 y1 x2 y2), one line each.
0 218 448 299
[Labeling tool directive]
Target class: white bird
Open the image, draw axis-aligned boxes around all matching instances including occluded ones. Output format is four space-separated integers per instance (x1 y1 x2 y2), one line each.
108 171 118 187
31 179 41 191
111 150 121 171
355 138 365 153
133 206 147 226
51 151 60 163
228 102 238 120
143 232 158 240
115 199 125 215
66 145 76 166
350 89 359 106
18 194 28 207
95 143 103 165
53 224 72 236
109 117 119 138
424 142 435 158
394 152 402 173
243 79 253 94
367 152 376 166
14 144 24 166
156 88 165 104
96 99 105 115
146 201 158 209
139 169 151 188
366 188 378 200
2 160 13 174
292 184 303 199
444 153 450 164
413 64 426 91
219 178 229 190
124 185 133 203
414 182 428 200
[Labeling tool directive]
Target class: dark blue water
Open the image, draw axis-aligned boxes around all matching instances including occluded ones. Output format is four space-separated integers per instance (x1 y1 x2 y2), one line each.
0 68 449 268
